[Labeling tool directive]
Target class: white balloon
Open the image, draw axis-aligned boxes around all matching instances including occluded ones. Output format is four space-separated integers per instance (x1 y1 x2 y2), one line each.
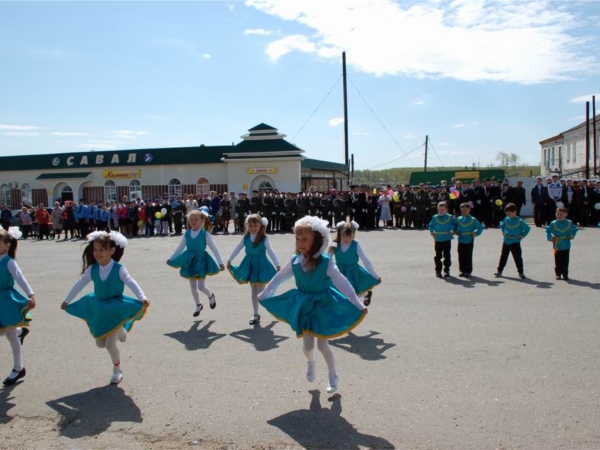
161 208 167 215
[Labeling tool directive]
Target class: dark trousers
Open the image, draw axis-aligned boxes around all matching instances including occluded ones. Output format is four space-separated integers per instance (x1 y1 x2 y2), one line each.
78 219 89 238
554 249 570 277
37 223 50 240
497 242 524 273
533 203 545 226
457 242 474 274
173 212 183 234
434 240 451 273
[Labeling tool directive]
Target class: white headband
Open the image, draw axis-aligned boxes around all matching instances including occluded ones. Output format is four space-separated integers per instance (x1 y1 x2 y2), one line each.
87 230 128 248
0 225 22 240
294 215 330 257
336 220 359 230
246 216 269 226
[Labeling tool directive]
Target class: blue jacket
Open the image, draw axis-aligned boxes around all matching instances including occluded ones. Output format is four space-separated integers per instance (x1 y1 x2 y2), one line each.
428 214 455 242
500 216 530 245
530 184 548 205
546 219 577 251
455 215 483 244
99 210 109 222
74 204 88 221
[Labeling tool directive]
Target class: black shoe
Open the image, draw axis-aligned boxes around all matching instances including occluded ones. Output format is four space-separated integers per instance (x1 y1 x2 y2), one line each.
19 327 29 345
464 273 472 278
444 272 450 278
563 276 569 281
458 273 465 277
555 275 562 280
249 315 261 325
209 294 217 309
435 272 443 278
363 291 373 306
193 304 204 317
519 272 526 279
3 367 26 386
494 271 503 278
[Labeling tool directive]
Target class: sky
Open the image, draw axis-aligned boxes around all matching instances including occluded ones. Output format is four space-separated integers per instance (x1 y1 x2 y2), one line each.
0 0 599 171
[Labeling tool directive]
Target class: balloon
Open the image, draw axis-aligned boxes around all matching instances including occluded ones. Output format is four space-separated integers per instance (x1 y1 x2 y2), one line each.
594 203 600 210
137 220 144 226
373 188 377 194
468 201 474 208
161 208 167 215
556 202 564 208
449 187 456 193
155 212 162 219
401 206 407 212
393 193 400 202
449 194 456 200
454 190 460 197
495 199 503 206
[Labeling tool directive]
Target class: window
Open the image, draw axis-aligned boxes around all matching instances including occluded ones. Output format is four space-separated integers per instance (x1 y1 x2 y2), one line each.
573 141 577 163
168 178 182 198
567 143 570 162
104 180 117 203
196 177 210 195
258 181 273 190
129 179 142 201
551 146 555 166
21 183 32 206
0 184 9 206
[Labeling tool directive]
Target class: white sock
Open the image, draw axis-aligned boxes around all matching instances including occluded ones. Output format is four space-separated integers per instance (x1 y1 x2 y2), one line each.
251 284 264 316
105 332 121 367
317 338 337 377
197 280 212 300
6 328 23 372
189 280 202 306
302 335 316 363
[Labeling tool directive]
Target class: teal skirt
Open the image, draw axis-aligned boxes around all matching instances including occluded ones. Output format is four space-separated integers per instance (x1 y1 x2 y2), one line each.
229 255 276 285
0 288 31 333
260 288 365 339
66 293 148 340
337 264 381 295
168 250 220 279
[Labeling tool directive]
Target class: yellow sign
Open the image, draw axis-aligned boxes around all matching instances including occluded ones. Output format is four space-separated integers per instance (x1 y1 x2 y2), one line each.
243 184 249 190
246 167 277 175
103 169 141 179
455 171 480 179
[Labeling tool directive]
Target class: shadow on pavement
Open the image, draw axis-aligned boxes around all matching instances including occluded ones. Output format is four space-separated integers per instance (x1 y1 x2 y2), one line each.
443 275 504 288
164 320 226 351
229 321 289 351
565 279 600 290
329 331 396 361
0 386 17 424
46 385 142 439
268 389 395 449
502 276 553 289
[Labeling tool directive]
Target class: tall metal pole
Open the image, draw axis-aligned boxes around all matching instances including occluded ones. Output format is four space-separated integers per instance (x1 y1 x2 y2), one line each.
351 154 355 186
586 101 590 179
424 135 429 172
342 52 349 184
593 95 597 175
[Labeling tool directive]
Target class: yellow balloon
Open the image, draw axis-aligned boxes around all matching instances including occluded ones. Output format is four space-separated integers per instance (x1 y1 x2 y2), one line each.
137 220 144 226
495 199 503 206
373 188 377 194
393 193 400 202
449 194 456 200
155 212 162 219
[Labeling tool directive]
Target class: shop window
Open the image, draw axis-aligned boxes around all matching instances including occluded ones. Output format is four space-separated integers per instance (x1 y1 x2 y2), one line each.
169 178 182 199
196 177 210 195
104 180 117 203
21 183 32 206
129 179 142 201
0 184 9 206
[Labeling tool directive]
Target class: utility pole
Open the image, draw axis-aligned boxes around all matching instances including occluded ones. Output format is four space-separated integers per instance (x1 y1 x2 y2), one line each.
351 154 355 186
424 135 429 172
593 95 597 175
342 52 349 185
586 101 590 179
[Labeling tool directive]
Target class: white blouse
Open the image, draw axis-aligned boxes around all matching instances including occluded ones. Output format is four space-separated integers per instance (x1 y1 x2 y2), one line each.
227 234 280 266
64 259 146 304
0 254 34 297
169 229 224 265
257 254 365 310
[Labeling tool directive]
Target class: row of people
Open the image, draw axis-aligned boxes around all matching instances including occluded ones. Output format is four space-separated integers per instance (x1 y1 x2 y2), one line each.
0 213 380 395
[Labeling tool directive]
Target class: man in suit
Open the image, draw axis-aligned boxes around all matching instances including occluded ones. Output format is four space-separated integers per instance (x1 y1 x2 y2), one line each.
513 180 527 217
530 176 548 227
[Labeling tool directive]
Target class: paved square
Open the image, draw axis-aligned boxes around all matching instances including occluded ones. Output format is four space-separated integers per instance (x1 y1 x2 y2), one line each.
1 224 599 449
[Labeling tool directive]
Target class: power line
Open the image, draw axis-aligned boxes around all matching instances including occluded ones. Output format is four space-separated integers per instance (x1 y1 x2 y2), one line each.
347 75 417 167
363 142 425 170
426 137 446 168
290 75 343 143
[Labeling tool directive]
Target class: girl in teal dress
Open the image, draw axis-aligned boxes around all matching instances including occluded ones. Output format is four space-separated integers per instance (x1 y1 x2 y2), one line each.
62 231 149 385
328 221 381 306
258 216 368 394
167 210 224 317
0 226 35 386
227 214 280 325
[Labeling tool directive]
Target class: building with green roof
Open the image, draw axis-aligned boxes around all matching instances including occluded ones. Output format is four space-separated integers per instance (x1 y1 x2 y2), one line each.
0 124 348 207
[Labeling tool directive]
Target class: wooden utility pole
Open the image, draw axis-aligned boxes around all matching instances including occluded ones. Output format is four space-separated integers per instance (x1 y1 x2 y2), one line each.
586 101 590 179
424 135 429 172
342 52 349 185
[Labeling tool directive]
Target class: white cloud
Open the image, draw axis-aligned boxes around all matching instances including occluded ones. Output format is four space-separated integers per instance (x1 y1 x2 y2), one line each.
412 101 425 106
228 4 235 11
567 115 585 121
404 133 417 139
78 140 123 150
203 54 212 59
570 93 600 103
247 0 598 84
146 115 169 120
107 130 150 140
0 124 44 131
266 34 316 61
2 132 40 136
51 132 89 136
472 121 478 125
328 117 345 127
449 151 464 156
352 131 370 136
244 28 274 36
451 123 466 128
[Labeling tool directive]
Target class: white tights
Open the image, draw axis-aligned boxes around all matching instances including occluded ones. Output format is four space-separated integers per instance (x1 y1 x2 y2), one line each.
189 279 212 305
303 335 337 377
251 283 265 315
96 332 120 367
2 328 23 371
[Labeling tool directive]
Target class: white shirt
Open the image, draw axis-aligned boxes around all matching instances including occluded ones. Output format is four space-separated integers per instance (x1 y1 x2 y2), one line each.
0 254 34 297
257 254 365 311
335 241 380 279
169 228 223 265
227 233 280 266
63 259 146 304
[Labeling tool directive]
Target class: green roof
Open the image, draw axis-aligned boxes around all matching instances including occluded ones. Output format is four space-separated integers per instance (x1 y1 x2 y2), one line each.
302 158 348 171
248 123 277 132
409 169 505 185
231 139 303 154
36 172 92 180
